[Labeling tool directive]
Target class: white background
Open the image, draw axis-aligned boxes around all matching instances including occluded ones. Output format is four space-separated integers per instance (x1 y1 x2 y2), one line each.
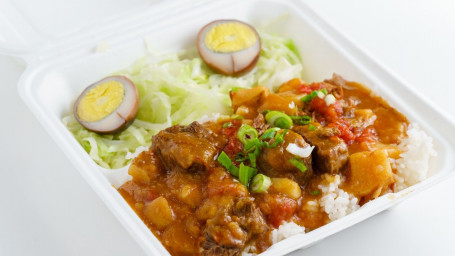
0 0 454 255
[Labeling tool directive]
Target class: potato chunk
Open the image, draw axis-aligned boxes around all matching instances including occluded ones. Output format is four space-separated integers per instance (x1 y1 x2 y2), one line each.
230 86 270 118
162 222 199 255
231 86 270 110
177 184 202 208
276 78 304 93
347 149 394 200
128 164 150 183
144 196 174 229
270 178 302 200
258 94 298 116
128 150 160 184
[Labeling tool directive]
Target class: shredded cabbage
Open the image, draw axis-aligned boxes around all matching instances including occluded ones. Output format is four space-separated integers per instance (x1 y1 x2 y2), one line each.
63 32 303 169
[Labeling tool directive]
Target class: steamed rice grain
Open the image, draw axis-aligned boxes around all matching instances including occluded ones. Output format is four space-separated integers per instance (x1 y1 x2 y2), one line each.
318 175 359 221
271 222 306 244
393 123 437 191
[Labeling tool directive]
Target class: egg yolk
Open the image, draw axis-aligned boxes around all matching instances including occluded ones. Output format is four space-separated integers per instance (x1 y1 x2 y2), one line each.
204 22 257 53
77 81 125 122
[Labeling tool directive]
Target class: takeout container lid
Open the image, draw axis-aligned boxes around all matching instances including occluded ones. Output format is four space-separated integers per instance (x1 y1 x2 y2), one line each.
0 0 210 64
8 0 455 255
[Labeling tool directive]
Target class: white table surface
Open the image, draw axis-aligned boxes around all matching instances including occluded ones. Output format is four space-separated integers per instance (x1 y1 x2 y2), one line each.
1 0 454 255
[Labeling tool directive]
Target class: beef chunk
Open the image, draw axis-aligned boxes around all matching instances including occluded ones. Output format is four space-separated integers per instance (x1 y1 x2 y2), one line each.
251 113 269 134
232 197 267 235
293 126 348 174
324 73 345 99
201 197 267 256
201 234 240 256
257 130 313 184
152 122 224 173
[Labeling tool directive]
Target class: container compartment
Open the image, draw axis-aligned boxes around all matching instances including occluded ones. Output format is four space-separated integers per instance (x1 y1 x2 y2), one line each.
17 0 455 255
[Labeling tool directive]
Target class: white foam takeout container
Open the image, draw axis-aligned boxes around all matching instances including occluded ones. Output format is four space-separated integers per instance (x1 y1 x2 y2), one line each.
2 0 455 255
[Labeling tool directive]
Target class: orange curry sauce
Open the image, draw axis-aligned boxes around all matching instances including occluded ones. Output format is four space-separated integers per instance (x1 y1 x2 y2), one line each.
118 75 408 255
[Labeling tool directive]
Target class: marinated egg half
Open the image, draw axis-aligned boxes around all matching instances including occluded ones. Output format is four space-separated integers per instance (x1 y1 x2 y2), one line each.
197 20 261 76
73 76 139 134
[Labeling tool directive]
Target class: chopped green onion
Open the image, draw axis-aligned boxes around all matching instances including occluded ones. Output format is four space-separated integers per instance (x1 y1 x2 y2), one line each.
248 146 262 168
248 152 257 168
239 163 258 187
259 128 280 140
217 151 239 177
237 124 258 144
265 111 293 129
289 157 307 173
290 115 312 125
301 89 328 102
261 110 271 115
301 91 317 102
244 138 262 153
235 152 248 162
251 174 271 193
308 124 317 131
309 190 321 196
231 114 244 120
222 122 232 128
264 129 288 148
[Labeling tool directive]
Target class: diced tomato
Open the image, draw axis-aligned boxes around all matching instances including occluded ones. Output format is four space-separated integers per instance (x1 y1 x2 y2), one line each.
309 95 358 144
328 119 356 144
222 126 236 137
309 97 342 123
298 82 328 94
221 120 241 137
208 181 247 197
223 137 243 160
327 119 378 145
297 84 313 94
221 120 243 158
309 82 328 91
260 194 297 228
355 126 378 143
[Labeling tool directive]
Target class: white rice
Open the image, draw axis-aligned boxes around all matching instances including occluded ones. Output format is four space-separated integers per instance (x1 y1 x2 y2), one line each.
393 123 437 191
241 245 257 256
241 222 305 256
318 175 360 221
270 222 306 244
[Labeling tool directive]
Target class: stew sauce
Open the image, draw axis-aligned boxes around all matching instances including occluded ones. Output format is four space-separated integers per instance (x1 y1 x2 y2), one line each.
118 74 408 255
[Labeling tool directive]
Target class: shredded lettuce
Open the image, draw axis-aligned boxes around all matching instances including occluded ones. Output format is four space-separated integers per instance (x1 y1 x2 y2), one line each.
63 32 303 169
